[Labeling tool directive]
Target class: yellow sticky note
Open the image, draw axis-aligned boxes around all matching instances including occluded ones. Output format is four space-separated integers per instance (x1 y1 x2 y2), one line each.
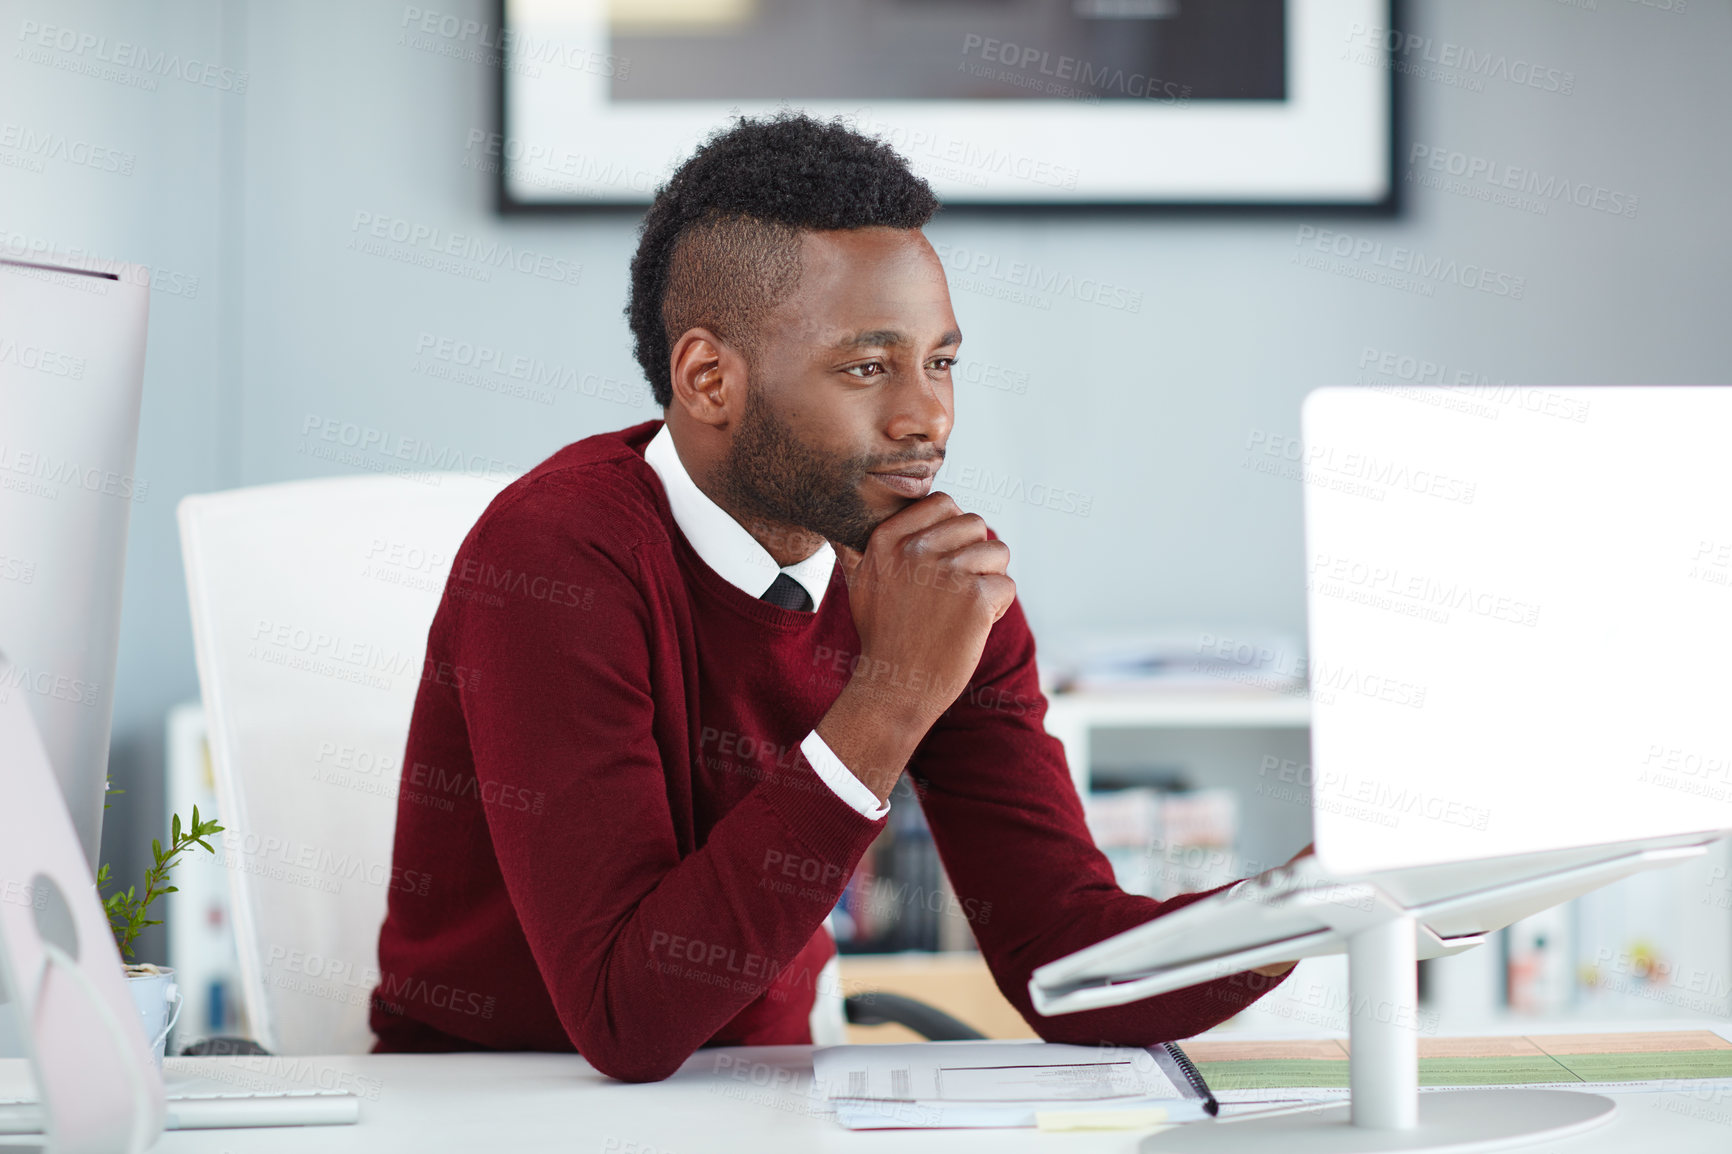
1034 1108 1174 1132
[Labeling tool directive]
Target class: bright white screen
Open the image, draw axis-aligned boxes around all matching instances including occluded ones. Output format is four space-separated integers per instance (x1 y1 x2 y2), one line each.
1303 387 1732 875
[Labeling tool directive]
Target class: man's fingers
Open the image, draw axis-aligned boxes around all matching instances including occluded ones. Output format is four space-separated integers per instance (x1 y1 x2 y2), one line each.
868 491 965 546
946 538 1011 577
903 510 991 557
980 573 1017 623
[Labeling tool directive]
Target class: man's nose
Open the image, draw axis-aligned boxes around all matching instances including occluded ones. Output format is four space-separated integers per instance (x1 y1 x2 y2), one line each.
886 376 952 444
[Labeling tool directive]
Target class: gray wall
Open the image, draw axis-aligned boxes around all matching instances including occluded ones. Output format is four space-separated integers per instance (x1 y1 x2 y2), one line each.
3 0 1728 930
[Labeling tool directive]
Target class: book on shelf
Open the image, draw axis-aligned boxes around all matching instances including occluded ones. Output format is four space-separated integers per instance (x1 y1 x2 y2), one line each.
835 778 966 954
1083 785 1241 901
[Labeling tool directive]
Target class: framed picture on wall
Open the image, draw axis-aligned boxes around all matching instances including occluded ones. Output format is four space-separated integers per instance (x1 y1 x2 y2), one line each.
491 0 1395 211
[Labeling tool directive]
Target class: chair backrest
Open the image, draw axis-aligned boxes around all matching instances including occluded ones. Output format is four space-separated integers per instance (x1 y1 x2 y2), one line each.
178 473 510 1054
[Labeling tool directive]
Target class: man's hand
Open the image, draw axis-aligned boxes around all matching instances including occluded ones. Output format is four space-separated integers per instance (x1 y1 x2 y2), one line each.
1249 842 1315 978
816 493 1015 801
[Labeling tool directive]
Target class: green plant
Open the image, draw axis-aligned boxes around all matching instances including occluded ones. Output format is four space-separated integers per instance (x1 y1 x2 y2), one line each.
97 806 223 961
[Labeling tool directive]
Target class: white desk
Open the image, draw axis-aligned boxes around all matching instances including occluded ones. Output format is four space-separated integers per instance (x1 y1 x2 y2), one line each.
10 1037 1728 1154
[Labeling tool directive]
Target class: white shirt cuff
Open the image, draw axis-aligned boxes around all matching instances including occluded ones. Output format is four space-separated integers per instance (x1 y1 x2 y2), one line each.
801 730 891 820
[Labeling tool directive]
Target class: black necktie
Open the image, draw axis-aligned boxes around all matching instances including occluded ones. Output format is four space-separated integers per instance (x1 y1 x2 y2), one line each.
761 572 813 612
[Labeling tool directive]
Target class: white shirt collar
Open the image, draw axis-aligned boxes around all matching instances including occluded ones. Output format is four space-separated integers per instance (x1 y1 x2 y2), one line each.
644 423 835 611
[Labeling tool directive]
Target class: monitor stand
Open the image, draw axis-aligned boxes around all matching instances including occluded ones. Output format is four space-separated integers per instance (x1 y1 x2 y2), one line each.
1143 914 1615 1153
0 660 164 1153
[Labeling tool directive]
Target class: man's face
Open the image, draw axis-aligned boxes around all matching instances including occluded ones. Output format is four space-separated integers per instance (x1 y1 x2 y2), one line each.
715 227 960 553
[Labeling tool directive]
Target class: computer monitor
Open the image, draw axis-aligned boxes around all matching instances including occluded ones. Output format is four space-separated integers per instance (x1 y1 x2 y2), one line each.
0 255 150 870
1032 386 1732 1152
0 254 161 1150
1304 385 1732 875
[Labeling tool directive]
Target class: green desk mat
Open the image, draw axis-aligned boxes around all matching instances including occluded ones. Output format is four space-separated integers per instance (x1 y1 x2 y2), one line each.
1198 1047 1732 1090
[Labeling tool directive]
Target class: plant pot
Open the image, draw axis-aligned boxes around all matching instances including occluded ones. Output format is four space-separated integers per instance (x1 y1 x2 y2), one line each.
124 964 183 1067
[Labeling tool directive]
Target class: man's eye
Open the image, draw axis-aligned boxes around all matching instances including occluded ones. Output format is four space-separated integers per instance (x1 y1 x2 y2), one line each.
928 357 957 372
845 362 885 378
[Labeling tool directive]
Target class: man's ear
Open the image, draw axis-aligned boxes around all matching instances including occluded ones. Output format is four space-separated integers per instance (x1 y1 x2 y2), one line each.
668 327 747 430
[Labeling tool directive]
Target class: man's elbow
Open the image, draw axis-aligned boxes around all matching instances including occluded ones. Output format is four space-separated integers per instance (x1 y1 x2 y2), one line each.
584 1045 686 1084
576 1029 690 1083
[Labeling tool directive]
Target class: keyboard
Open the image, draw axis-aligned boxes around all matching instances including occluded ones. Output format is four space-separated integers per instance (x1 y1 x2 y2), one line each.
0 1060 360 1131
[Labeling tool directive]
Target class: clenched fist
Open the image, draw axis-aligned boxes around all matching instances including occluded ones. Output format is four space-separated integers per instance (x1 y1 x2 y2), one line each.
816 493 1015 801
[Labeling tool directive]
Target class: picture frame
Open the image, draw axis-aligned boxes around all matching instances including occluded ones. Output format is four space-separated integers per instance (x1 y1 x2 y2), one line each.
490 0 1396 212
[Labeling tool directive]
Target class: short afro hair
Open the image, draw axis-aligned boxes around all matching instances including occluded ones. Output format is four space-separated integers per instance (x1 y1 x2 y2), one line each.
627 112 940 407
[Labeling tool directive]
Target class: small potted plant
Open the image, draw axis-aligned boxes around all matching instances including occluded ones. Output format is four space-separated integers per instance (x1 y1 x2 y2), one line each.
97 805 223 1065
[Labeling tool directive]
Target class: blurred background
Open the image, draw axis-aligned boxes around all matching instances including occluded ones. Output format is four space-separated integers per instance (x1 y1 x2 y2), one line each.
3 0 1727 1045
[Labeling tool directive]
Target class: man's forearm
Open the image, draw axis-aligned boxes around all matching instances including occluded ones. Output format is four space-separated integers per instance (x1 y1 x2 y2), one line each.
814 677 934 802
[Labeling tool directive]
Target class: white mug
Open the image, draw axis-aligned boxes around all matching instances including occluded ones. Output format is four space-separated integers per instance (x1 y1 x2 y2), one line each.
124 968 184 1067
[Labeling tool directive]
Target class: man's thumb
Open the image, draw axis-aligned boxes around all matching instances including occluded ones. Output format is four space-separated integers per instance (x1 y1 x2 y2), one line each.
832 541 864 577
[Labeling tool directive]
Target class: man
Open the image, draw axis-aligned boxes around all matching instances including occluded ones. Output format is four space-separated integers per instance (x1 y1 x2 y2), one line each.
373 113 1294 1081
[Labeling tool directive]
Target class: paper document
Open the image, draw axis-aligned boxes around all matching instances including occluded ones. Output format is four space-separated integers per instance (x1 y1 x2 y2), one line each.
812 1041 1212 1130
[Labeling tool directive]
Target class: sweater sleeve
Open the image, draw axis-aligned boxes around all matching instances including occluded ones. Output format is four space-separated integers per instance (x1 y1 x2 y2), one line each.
909 597 1292 1044
450 482 884 1082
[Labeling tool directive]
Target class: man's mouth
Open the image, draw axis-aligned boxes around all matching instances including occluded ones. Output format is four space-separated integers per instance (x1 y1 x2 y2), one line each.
866 463 938 500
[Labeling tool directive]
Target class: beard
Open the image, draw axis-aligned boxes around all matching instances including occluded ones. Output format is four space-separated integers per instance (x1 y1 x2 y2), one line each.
714 386 936 553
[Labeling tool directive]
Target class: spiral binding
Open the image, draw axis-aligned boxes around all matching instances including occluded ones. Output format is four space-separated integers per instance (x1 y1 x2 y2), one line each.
1161 1042 1220 1116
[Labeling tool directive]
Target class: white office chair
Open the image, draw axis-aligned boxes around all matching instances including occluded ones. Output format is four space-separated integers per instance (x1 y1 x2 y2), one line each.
178 473 510 1054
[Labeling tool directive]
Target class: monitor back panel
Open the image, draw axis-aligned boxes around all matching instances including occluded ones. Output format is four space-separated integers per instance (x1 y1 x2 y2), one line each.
1301 386 1732 875
0 257 150 867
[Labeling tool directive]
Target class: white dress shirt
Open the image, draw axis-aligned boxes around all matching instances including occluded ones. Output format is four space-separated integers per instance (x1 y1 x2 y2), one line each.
644 424 891 820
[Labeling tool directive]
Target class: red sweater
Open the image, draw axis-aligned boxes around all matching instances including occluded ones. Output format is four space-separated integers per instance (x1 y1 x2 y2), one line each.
372 420 1284 1081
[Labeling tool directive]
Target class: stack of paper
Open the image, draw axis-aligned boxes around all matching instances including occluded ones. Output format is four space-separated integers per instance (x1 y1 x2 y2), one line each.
811 1042 1212 1130
1045 632 1306 694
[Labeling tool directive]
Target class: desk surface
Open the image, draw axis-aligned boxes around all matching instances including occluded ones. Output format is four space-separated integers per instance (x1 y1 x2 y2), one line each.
9 1037 1730 1154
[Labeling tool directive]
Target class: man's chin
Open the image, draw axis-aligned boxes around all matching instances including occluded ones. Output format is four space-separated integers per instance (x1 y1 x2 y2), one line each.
813 503 893 555
819 522 876 555
857 495 914 538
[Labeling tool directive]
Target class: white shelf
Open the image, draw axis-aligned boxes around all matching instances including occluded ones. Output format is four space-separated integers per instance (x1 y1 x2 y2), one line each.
1043 686 1311 792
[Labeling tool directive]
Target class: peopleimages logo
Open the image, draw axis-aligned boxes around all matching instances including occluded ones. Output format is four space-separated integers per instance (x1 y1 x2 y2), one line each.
348 211 582 287
839 109 1080 192
1343 22 1575 95
1294 226 1526 300
0 123 135 175
1356 347 1591 424
298 413 522 480
15 20 249 92
0 441 149 503
413 332 651 407
0 662 100 708
462 131 659 196
1407 144 1639 220
0 227 201 298
399 7 629 79
1245 430 1478 507
931 242 1143 313
961 33 1191 102
0 337 86 379
1308 552 1542 628
0 552 36 584
1259 757 1492 832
